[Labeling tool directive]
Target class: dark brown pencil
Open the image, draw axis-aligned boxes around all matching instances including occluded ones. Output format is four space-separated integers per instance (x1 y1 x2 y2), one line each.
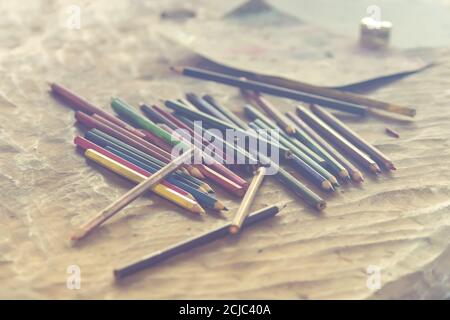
114 204 284 279
171 66 368 116
310 105 396 171
296 105 381 174
242 90 296 135
286 111 364 183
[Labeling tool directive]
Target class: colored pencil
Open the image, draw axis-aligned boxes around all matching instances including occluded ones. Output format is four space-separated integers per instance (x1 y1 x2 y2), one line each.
290 125 350 180
74 136 195 200
275 164 326 210
146 123 246 197
171 66 368 116
111 99 199 167
248 122 332 191
71 148 197 241
175 115 259 167
290 154 334 191
250 74 416 117
164 99 292 159
242 90 296 134
142 105 232 193
156 121 249 189
202 94 249 129
250 119 339 187
177 98 197 110
187 97 332 197
286 111 364 183
311 105 396 171
106 146 226 211
49 83 141 134
112 98 239 181
230 167 266 234
141 104 247 187
142 104 228 165
84 130 210 193
113 204 283 279
186 93 233 124
243 103 347 180
253 151 326 210
244 104 326 166
296 105 381 174
179 101 326 207
176 107 331 198
75 111 205 179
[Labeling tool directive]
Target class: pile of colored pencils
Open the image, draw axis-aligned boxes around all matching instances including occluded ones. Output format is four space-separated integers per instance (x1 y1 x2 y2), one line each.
51 72 395 277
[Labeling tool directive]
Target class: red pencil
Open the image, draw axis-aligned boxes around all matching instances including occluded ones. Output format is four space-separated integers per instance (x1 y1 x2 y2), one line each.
153 114 249 188
50 83 140 135
157 122 248 191
144 124 245 197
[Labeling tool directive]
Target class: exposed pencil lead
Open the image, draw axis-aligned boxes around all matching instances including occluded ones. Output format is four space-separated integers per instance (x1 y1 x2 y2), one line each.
229 225 239 234
170 66 183 74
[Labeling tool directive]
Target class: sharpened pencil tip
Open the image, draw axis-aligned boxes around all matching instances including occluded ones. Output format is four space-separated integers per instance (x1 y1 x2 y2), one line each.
339 170 350 179
69 230 85 243
370 164 382 174
190 167 205 179
285 126 296 135
322 180 334 191
214 201 228 211
195 205 206 215
229 225 239 234
351 171 365 183
170 66 183 74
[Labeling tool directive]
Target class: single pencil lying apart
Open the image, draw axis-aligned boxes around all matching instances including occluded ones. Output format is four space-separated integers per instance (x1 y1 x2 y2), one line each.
171 66 368 116
230 166 267 234
71 148 195 242
113 204 284 279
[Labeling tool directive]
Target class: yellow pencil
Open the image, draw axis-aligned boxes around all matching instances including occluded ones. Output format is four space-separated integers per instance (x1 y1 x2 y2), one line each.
229 166 267 234
84 149 205 215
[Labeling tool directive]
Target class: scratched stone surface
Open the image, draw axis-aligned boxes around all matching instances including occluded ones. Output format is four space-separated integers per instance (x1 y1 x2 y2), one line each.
1 0 450 299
